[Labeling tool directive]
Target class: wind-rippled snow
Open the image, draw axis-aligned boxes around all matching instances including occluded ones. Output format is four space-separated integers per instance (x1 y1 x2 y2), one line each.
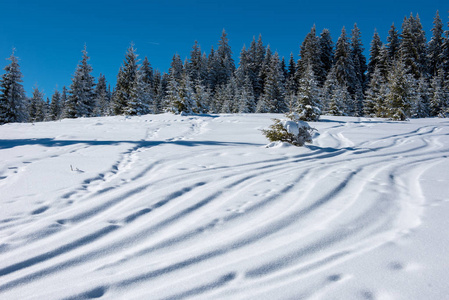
0 114 448 299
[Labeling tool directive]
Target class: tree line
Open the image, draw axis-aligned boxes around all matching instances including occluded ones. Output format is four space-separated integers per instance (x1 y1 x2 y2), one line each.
1 11 449 124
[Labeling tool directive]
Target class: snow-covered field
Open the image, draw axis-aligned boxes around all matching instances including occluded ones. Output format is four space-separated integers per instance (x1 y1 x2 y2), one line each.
1 113 449 300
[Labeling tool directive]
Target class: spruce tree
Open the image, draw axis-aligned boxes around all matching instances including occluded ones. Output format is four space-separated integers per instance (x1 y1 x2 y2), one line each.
319 29 334 84
295 64 321 121
331 27 359 115
60 86 69 118
216 29 235 87
386 23 401 63
68 45 96 118
364 67 388 117
165 72 196 114
112 44 139 115
428 11 444 76
248 35 266 100
257 52 286 113
386 59 415 120
49 89 62 120
350 24 367 115
236 75 256 113
400 14 428 79
412 77 431 118
127 68 151 115
93 74 110 116
0 50 27 124
193 81 211 113
29 87 45 123
429 69 448 116
298 25 324 84
367 30 383 81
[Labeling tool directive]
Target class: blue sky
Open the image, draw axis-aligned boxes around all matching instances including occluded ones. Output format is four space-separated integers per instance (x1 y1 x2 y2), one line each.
0 0 447 97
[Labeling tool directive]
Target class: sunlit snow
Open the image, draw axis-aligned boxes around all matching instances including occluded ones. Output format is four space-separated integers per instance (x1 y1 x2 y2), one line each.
0 113 448 299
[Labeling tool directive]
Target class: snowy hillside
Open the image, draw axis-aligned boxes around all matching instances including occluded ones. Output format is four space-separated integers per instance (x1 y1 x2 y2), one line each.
0 113 449 300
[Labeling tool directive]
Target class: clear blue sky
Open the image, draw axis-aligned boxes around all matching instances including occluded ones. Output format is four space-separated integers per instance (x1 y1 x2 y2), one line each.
0 0 447 98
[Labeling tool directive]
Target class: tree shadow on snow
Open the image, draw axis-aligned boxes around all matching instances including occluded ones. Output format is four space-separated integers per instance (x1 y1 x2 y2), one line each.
0 138 263 150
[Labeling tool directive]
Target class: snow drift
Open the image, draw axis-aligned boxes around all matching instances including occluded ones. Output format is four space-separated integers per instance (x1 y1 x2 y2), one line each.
0 113 448 299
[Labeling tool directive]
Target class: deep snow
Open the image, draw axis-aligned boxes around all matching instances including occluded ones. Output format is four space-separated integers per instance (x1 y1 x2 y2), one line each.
0 113 448 300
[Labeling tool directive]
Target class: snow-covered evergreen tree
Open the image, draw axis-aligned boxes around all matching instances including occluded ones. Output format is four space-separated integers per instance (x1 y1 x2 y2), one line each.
295 64 321 121
298 25 324 85
386 23 401 63
350 24 367 115
93 74 110 116
186 41 207 85
68 45 96 118
165 72 197 114
367 30 383 81
60 86 69 118
127 69 151 115
411 76 431 118
386 59 415 120
257 52 286 113
193 81 211 113
215 29 235 87
29 87 45 123
0 50 27 124
48 89 62 120
400 14 428 79
330 27 359 115
364 67 388 117
262 112 316 147
112 44 139 115
235 75 256 113
429 69 448 117
318 29 334 86
248 34 266 100
428 11 444 76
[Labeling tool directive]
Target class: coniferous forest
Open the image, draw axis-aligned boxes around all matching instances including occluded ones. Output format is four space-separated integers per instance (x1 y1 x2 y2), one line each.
1 11 449 124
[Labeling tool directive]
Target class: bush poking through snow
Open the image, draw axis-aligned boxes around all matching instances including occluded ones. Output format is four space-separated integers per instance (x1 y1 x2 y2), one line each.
262 113 316 147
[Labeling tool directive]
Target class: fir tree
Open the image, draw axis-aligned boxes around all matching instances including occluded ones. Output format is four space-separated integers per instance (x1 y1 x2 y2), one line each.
0 50 27 124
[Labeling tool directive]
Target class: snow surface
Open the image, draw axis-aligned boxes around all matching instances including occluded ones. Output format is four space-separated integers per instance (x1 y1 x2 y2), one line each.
0 113 449 300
